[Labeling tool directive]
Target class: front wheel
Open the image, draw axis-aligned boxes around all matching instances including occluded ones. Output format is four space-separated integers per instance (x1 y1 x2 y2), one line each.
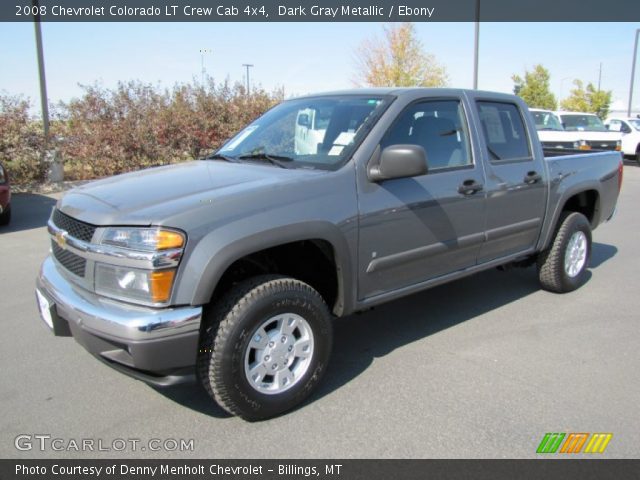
197 275 333 421
537 212 592 293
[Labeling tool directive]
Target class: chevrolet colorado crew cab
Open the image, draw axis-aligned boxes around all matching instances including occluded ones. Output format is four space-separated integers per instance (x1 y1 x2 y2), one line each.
36 89 623 420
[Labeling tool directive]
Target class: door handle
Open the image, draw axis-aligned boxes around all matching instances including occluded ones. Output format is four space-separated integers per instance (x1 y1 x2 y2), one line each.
458 179 484 195
524 171 542 184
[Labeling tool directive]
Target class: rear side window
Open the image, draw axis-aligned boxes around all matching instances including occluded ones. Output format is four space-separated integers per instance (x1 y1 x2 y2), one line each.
477 101 531 162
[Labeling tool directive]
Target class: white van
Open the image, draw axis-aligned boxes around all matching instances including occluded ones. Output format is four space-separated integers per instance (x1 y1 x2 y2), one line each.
556 111 621 152
604 116 640 161
529 108 588 150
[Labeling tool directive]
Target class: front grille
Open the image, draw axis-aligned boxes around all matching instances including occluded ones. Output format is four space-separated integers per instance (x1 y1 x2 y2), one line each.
52 209 97 242
52 241 87 277
542 141 575 149
586 141 618 151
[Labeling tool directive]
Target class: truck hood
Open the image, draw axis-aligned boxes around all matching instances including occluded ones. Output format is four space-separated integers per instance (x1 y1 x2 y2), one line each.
571 131 621 141
538 130 621 141
537 130 582 142
57 160 322 226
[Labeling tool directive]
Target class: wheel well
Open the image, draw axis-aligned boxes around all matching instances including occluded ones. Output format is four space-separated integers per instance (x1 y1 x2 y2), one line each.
561 190 599 226
210 240 339 314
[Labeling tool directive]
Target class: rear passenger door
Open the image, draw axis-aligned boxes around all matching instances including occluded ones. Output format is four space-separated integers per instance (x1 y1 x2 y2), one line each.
474 100 547 263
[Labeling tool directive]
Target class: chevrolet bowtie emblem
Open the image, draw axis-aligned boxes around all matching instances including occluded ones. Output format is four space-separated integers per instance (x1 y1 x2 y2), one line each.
55 230 68 249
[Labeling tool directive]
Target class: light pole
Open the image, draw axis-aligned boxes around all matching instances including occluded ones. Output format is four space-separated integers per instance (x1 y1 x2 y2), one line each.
199 48 212 84
559 76 571 101
473 0 480 89
32 0 49 140
628 28 640 117
242 64 254 94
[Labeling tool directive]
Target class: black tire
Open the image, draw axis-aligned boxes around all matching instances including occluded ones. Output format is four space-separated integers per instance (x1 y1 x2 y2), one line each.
0 203 11 226
636 145 640 165
197 275 333 421
537 212 592 293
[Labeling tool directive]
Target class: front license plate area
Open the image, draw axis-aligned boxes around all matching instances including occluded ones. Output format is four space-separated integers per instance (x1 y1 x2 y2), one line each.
35 289 71 337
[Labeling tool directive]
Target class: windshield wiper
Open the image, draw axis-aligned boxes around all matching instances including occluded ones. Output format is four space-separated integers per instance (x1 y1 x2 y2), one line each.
204 153 239 163
237 153 294 169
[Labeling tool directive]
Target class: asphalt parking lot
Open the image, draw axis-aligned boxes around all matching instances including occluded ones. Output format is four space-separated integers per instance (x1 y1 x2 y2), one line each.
1 164 639 459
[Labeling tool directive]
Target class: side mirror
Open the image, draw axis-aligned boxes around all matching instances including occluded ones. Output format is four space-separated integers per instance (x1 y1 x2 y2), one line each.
297 113 310 127
368 144 428 182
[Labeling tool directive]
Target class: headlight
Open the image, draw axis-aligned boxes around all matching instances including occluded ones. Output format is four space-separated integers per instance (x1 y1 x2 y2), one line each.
95 227 185 305
100 227 184 251
95 264 176 304
615 140 621 151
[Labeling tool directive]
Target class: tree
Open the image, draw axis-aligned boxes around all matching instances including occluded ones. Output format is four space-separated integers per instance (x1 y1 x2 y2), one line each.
353 23 448 87
0 94 46 183
511 65 557 110
560 80 612 119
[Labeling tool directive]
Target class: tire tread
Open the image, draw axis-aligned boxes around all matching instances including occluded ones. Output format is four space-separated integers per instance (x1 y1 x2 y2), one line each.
537 211 590 293
197 275 329 419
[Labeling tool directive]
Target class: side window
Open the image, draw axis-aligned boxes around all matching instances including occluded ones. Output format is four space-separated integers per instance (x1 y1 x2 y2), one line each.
608 120 622 132
477 101 532 162
621 122 632 134
381 99 472 170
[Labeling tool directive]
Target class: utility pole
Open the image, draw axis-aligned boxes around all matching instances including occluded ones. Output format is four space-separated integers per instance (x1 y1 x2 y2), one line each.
32 0 62 182
242 64 254 94
473 0 480 89
33 0 49 140
199 48 212 84
628 29 639 117
598 62 602 91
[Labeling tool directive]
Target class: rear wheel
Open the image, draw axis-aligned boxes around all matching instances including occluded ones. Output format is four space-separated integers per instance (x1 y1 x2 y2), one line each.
197 275 333 421
537 212 592 293
0 203 11 226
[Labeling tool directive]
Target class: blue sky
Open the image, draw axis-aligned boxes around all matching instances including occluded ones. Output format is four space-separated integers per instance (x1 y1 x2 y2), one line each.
1 22 639 113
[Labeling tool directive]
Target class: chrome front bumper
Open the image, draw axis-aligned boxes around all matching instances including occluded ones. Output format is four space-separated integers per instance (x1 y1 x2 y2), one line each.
36 256 203 384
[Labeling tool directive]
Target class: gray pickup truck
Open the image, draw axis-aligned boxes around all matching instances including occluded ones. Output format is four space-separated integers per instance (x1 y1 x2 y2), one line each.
36 88 623 420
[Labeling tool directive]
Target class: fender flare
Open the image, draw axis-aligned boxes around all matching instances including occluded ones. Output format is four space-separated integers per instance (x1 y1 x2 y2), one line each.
538 181 601 251
186 221 354 316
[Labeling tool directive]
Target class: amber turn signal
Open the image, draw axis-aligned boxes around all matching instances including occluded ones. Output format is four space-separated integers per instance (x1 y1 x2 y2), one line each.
157 230 185 250
150 270 176 303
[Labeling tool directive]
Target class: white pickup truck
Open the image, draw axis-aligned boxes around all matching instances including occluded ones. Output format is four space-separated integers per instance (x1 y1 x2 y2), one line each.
605 116 640 162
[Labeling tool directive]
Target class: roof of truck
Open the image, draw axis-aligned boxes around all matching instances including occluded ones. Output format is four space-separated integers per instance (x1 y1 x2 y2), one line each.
290 87 517 100
556 111 599 116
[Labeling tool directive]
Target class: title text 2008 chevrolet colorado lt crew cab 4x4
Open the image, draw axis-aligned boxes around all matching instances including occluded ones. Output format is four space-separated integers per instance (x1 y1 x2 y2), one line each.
36 89 622 420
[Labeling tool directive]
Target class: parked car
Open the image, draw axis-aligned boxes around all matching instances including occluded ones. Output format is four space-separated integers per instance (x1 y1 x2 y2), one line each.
0 162 11 226
556 111 622 152
530 108 589 150
36 89 623 420
604 116 640 162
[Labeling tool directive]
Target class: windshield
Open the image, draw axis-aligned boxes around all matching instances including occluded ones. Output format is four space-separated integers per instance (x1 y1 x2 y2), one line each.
532 110 563 131
215 95 392 170
629 119 640 131
560 114 607 132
